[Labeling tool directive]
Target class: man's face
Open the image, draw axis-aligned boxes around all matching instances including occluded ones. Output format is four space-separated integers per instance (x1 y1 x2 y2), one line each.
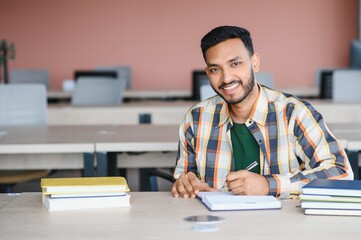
204 38 259 105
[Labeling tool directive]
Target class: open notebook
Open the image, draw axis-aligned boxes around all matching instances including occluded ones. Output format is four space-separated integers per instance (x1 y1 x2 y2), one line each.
197 192 281 211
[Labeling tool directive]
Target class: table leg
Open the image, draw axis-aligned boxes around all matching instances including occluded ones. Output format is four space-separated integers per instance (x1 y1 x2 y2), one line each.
346 150 359 180
83 152 95 177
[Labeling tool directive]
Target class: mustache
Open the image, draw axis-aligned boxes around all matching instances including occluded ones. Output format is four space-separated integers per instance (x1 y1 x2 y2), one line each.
219 80 243 90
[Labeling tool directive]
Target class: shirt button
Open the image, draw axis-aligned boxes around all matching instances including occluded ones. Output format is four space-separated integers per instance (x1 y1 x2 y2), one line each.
248 120 253 124
258 139 263 144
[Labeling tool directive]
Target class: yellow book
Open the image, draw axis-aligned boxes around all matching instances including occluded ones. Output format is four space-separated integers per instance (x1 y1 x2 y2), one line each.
41 177 130 195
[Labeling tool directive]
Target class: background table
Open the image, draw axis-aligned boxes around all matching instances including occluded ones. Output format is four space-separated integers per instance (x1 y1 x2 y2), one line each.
47 100 361 126
0 126 102 176
0 125 179 190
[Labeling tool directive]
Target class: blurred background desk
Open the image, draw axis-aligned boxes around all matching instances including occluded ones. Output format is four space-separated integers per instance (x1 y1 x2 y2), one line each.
48 89 192 102
94 124 179 191
0 126 102 176
48 86 320 103
48 101 192 125
0 125 179 191
47 100 361 126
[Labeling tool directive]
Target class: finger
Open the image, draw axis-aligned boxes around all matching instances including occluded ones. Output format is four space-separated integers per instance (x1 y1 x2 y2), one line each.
189 177 200 195
231 185 246 195
171 183 179 198
180 176 194 198
226 171 239 182
228 178 242 192
177 179 192 198
199 181 210 192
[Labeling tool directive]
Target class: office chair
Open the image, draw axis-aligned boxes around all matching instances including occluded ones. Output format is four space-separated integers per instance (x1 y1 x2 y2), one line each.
71 77 127 106
95 66 132 90
200 84 216 100
0 84 50 193
256 72 274 88
74 70 117 81
332 69 361 102
148 168 175 191
317 69 335 99
10 69 50 89
192 70 210 101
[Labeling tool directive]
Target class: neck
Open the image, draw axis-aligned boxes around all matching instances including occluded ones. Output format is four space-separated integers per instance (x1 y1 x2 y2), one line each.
229 83 260 124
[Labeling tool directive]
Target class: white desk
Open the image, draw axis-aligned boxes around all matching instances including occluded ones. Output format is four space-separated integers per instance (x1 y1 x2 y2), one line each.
1 192 361 240
328 123 361 151
93 125 179 190
47 100 361 126
48 87 319 102
0 125 179 188
48 101 191 125
48 89 192 102
0 126 105 176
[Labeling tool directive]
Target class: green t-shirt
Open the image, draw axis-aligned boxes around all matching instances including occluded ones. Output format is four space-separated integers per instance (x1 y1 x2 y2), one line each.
230 122 260 173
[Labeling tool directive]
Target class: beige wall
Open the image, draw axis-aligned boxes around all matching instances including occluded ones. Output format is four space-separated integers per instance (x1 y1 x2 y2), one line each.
0 0 357 90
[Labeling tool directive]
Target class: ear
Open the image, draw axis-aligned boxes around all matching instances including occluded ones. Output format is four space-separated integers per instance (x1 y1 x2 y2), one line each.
251 53 260 72
204 67 210 78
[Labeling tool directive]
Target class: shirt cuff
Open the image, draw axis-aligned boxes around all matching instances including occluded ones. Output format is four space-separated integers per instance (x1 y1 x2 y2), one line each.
264 174 291 199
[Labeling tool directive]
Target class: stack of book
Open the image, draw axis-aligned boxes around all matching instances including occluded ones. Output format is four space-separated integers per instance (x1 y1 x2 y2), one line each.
41 176 131 212
300 179 361 216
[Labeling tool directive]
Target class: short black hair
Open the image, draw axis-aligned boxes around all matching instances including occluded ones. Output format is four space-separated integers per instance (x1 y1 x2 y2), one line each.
200 26 254 61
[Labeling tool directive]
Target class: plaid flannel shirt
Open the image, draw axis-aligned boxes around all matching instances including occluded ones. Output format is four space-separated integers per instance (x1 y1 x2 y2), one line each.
174 85 353 198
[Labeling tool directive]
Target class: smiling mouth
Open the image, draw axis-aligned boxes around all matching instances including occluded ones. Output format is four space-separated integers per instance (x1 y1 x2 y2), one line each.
220 81 241 92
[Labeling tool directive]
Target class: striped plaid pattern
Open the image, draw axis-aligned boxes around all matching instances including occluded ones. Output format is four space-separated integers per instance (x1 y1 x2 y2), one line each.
174 85 353 198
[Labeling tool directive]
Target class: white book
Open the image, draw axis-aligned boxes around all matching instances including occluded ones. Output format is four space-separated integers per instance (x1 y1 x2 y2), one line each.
49 192 126 199
300 194 361 203
301 201 361 210
197 192 281 211
43 193 131 212
304 208 361 216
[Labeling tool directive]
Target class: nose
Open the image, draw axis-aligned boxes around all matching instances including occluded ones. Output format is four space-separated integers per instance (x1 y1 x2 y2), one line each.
221 67 233 83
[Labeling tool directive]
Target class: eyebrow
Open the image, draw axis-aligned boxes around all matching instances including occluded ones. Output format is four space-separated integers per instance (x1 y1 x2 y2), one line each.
207 56 242 67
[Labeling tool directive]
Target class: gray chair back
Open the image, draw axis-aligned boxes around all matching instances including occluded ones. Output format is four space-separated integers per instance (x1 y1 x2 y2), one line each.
0 84 47 126
95 66 132 90
200 84 216 101
256 72 274 88
10 69 50 89
71 78 127 106
332 70 361 102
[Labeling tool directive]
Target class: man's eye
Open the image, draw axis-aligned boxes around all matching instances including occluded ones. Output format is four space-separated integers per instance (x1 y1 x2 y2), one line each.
209 68 219 73
232 61 241 67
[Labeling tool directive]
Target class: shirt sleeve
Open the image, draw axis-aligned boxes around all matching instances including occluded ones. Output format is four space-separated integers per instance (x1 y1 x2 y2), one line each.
264 104 354 198
173 115 197 180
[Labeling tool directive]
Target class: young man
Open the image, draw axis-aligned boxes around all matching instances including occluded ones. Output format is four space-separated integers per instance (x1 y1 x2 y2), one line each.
172 26 353 199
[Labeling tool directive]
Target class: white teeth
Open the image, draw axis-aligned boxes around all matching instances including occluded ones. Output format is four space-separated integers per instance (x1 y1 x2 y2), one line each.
224 83 238 90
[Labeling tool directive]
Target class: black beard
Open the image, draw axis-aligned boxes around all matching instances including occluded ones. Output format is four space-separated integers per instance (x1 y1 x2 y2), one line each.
212 68 255 105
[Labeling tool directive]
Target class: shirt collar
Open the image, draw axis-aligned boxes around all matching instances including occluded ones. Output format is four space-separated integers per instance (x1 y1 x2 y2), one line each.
249 84 268 127
217 84 268 128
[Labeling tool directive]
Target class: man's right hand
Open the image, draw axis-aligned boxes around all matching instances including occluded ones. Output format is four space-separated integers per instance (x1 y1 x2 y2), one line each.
171 172 210 198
